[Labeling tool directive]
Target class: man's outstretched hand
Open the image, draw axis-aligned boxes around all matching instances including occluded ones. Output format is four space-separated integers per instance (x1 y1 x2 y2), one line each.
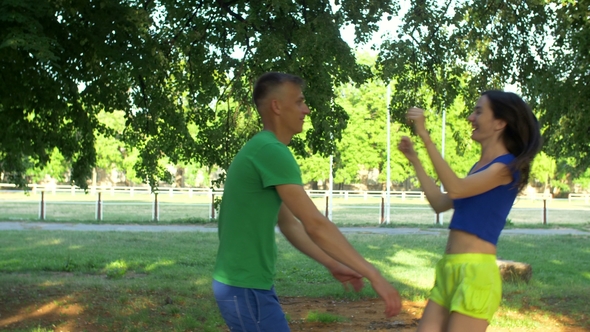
328 263 364 292
370 276 402 318
330 264 402 318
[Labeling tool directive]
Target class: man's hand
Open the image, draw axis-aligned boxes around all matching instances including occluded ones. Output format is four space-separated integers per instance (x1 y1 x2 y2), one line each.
370 276 402 318
328 263 364 292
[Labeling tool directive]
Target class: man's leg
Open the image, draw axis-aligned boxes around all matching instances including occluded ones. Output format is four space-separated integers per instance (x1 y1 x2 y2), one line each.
213 280 290 332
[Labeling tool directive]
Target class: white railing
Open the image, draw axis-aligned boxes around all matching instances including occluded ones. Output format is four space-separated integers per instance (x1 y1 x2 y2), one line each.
568 193 590 203
1 183 585 224
0 183 426 200
0 183 428 223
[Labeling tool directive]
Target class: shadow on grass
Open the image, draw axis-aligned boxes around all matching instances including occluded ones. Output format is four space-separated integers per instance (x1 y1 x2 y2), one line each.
0 279 222 332
1 231 588 331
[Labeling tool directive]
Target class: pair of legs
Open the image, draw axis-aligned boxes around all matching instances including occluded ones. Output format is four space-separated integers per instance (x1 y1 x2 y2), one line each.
417 300 489 332
417 253 501 332
212 279 290 332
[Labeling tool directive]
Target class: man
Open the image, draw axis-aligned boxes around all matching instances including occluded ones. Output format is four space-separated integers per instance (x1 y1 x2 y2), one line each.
212 72 401 331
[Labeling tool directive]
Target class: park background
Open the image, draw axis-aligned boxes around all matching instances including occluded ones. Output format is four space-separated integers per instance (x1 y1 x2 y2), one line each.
1 1 589 332
1 0 590 200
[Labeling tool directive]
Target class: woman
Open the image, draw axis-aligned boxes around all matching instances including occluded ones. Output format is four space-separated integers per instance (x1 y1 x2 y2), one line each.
398 91 542 332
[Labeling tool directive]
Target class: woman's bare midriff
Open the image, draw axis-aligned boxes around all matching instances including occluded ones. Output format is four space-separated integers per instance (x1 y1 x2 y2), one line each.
445 229 497 255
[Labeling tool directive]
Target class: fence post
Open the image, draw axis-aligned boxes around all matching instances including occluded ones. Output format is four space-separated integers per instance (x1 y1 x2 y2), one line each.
210 191 215 220
71 185 75 196
380 195 385 224
153 192 159 222
39 191 45 220
324 195 329 217
96 192 102 221
543 199 547 225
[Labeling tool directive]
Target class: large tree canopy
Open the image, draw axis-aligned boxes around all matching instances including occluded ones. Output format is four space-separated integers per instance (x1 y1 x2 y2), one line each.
378 0 590 174
0 0 397 188
2 0 589 189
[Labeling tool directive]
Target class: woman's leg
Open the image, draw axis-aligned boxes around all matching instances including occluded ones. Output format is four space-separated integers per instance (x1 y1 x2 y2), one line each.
416 300 450 332
446 311 489 332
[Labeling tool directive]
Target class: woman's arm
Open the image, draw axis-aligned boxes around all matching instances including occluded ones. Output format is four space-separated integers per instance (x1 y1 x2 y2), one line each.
398 136 453 213
407 108 512 199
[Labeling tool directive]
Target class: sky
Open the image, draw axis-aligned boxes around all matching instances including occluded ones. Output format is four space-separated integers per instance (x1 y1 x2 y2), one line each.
338 2 408 54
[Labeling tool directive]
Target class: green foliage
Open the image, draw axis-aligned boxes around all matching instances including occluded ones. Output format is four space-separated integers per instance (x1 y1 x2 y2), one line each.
377 0 590 180
26 148 69 183
3 0 590 191
531 152 556 187
572 169 590 191
525 0 590 175
0 0 397 189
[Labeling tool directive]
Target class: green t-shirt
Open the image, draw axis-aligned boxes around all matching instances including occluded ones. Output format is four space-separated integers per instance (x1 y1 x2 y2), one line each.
213 131 303 290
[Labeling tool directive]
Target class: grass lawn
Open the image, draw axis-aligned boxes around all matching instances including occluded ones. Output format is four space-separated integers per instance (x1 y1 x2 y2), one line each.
0 229 588 331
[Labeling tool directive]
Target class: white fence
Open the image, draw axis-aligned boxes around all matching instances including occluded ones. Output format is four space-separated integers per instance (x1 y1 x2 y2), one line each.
0 183 588 225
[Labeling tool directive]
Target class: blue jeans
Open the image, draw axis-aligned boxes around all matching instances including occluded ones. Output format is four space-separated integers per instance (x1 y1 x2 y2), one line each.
212 279 290 332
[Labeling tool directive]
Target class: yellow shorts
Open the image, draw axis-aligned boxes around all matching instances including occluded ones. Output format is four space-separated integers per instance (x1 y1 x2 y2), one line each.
429 253 502 322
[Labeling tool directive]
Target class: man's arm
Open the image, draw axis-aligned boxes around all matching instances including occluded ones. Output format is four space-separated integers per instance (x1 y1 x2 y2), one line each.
276 184 402 318
277 203 363 292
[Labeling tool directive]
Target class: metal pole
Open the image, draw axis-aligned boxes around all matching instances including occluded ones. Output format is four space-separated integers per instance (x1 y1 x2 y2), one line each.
39 191 45 220
380 195 385 224
210 192 215 219
543 199 547 225
97 192 102 221
328 155 333 221
386 84 391 224
153 192 159 222
436 107 446 225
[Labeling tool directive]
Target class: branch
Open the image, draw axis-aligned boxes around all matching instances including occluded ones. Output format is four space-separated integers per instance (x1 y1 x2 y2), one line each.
216 0 246 23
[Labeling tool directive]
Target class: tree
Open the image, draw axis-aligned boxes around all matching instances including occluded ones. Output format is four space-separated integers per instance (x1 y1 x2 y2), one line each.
0 0 398 189
377 0 590 180
523 0 590 175
25 148 69 183
530 151 557 192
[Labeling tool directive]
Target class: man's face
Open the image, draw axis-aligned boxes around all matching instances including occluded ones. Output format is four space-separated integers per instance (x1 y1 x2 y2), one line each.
275 82 310 134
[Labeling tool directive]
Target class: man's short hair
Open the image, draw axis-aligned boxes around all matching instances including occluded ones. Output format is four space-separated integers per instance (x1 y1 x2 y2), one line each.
252 72 305 109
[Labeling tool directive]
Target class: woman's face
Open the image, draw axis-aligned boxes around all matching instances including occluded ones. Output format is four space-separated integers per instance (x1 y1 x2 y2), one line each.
468 95 506 143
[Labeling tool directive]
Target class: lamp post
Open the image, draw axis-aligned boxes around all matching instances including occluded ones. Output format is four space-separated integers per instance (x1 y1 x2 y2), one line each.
328 154 333 221
385 84 391 224
436 107 446 225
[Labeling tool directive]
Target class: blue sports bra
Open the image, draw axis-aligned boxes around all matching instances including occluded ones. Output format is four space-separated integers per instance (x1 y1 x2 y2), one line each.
448 154 519 245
